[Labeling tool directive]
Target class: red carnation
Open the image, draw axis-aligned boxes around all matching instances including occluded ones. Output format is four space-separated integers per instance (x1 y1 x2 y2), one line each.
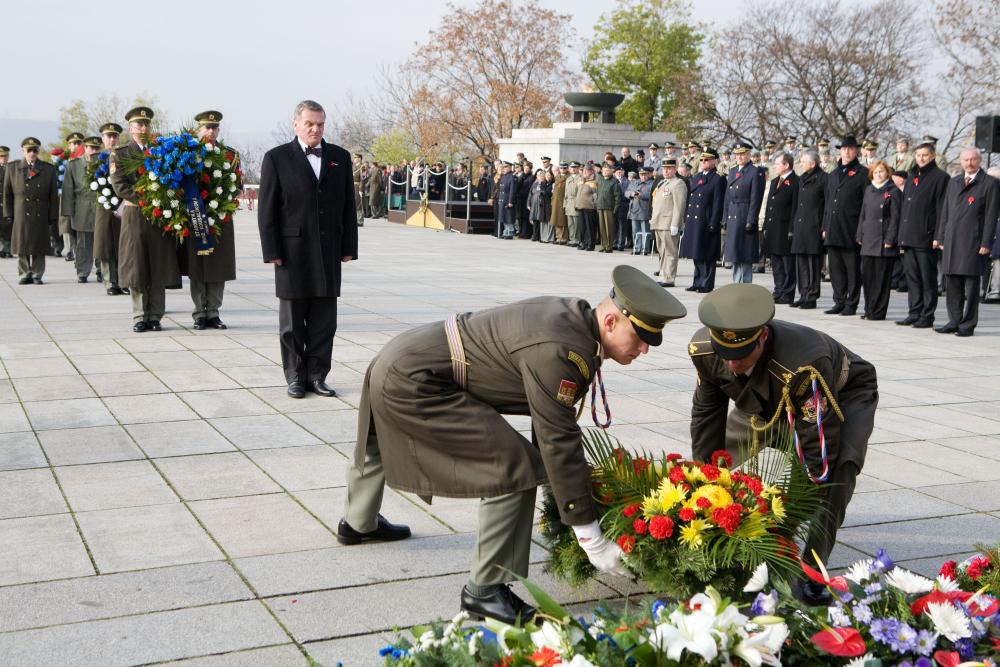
181 228 190 238
617 535 635 553
712 503 743 535
200 189 209 200
913 177 919 185
138 199 147 207
783 178 790 186
701 464 720 481
633 519 648 535
939 560 957 579
883 191 892 199
696 497 711 509
967 555 991 580
226 150 235 161
678 507 695 522
710 450 733 467
163 224 172 232
633 458 650 474
668 466 686 484
29 170 37 178
152 207 162 218
744 477 764 496
666 453 683 462
137 166 145 175
201 173 210 184
847 170 856 177
811 627 866 657
968 196 976 205
756 498 769 514
648 515 674 540
622 503 641 518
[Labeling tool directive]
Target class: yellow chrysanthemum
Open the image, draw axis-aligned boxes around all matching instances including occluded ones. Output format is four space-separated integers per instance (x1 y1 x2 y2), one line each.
761 485 781 498
655 479 687 512
770 495 786 520
679 519 710 549
689 484 733 510
642 494 662 516
717 467 732 488
736 510 768 539
684 465 707 484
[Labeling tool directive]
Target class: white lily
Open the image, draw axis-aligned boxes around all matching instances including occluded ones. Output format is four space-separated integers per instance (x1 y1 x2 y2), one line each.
530 619 582 651
744 562 769 592
651 609 719 662
845 654 876 667
925 601 972 641
734 626 784 667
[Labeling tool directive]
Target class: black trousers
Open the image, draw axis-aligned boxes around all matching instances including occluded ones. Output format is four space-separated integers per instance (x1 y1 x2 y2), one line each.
827 246 861 310
577 209 597 250
517 203 531 238
860 255 893 319
890 256 905 289
771 254 796 300
902 248 938 323
692 260 716 291
278 296 338 384
795 254 821 303
945 273 981 333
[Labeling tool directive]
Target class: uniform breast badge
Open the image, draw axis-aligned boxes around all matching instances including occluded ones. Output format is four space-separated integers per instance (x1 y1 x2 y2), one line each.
800 394 828 424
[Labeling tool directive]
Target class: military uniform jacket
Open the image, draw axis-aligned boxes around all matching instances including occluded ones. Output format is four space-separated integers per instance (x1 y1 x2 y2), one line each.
763 172 798 255
892 153 915 173
575 178 596 210
0 164 8 240
550 174 567 228
649 177 687 233
679 170 726 261
355 297 602 526
935 170 1000 276
61 157 96 233
723 163 766 263
790 167 826 255
258 139 358 299
898 162 949 249
856 182 901 257
823 159 868 248
3 160 59 256
688 320 877 472
498 172 517 208
563 174 580 216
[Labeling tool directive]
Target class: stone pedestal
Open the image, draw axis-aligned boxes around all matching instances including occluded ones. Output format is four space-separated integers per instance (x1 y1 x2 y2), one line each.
497 122 677 168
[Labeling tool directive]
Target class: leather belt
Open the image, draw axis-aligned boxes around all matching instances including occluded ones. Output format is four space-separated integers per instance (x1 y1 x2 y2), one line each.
444 315 468 389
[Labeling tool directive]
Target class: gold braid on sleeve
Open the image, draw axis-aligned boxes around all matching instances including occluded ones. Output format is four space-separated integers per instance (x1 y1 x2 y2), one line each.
747 364 846 454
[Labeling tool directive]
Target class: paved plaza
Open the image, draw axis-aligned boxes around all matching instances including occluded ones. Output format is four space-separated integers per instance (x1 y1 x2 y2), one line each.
1 211 999 665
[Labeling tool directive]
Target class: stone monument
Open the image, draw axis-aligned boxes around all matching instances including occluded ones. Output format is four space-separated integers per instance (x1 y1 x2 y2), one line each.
497 92 676 167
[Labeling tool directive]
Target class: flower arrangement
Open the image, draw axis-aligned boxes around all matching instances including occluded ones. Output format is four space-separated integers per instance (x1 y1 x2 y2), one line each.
87 151 120 211
940 546 1000 601
540 429 822 599
51 147 68 196
200 140 242 229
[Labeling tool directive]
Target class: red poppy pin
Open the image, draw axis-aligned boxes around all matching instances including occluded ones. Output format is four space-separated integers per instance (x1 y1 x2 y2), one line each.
913 177 919 186
28 170 37 178
735 171 742 179
883 191 892 200
329 161 338 167
968 196 976 205
847 170 856 177
783 179 790 186
697 179 705 185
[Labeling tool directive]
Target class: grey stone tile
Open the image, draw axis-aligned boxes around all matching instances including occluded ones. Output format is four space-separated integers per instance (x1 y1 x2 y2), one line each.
84 370 171 397
843 489 968 528
287 410 360 444
246 445 350 491
0 402 31 434
0 341 63 358
0 514 94 586
837 514 1000 561
59 339 125 356
0 468 66 519
295 487 453 540
175 335 247 351
192 347 274 367
127 419 236 457
0 601 287 667
155 368 243 392
210 414 322 450
251 385 354 413
23 397 117 431
306 634 392 667
0 431 46 470
12 374 95 401
877 440 1000 481
853 473 900 493
0 379 16 403
117 337 188 353
70 353 146 375
76 503 222 573
56 460 177 512
3 355 78 378
921 480 1000 512
189 493 338 558
179 388 276 418
158 645 307 667
886 405 1000 436
135 350 213 371
37 425 143 466
0 561 252 632
156 453 282 500
104 393 199 424
861 449 966 488
218 364 289 388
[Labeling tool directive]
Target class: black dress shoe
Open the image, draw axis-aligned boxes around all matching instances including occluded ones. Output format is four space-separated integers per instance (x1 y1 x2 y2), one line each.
912 320 933 329
653 270 660 276
336 515 411 545
287 381 306 398
697 287 712 293
107 286 123 296
896 317 917 326
839 309 857 316
935 324 958 334
956 329 974 337
120 287 130 294
18 276 32 285
799 301 817 309
859 314 868 320
95 271 103 282
207 317 227 330
824 305 844 315
657 282 675 287
774 297 792 305
148 320 162 331
800 580 833 607
790 300 801 308
133 321 149 333
64 252 75 262
460 585 536 625
685 286 699 292
311 380 337 397
77 276 88 283
32 278 43 284
193 318 208 330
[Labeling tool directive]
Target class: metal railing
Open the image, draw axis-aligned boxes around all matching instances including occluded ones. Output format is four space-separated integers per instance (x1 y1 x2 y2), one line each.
384 164 475 226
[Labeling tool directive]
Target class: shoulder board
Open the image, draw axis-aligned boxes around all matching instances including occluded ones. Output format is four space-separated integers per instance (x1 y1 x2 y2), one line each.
688 340 714 357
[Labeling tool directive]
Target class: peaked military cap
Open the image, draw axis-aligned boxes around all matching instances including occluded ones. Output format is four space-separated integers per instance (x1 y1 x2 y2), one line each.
732 141 753 154
65 132 84 143
920 135 939 145
862 139 879 150
609 265 687 346
662 158 677 168
501 160 513 167
698 284 775 360
764 140 777 149
568 161 581 167
540 156 551 161
0 146 8 156
83 136 102 148
100 122 123 135
664 141 677 148
817 138 830 148
648 142 660 149
558 161 569 168
897 136 910 144
701 147 720 160
628 171 638 178
195 110 223 126
125 106 154 123
784 136 797 144
21 137 41 149
641 166 654 173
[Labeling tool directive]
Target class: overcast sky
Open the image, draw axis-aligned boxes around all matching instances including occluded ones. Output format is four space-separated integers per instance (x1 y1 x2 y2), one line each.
0 0 860 146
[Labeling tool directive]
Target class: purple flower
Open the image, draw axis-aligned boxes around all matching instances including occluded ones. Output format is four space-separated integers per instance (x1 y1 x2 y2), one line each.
870 618 894 643
955 637 975 659
915 658 934 667
914 629 937 656
751 590 778 616
891 622 918 654
651 599 667 620
874 548 894 573
853 602 873 624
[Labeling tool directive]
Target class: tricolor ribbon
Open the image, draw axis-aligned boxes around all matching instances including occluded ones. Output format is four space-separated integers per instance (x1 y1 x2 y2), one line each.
790 378 829 483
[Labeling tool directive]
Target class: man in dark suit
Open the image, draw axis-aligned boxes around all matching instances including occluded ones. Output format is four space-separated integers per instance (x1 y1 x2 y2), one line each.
790 150 826 309
933 148 1000 337
763 153 798 303
823 136 869 316
723 142 766 283
257 100 359 398
679 147 726 292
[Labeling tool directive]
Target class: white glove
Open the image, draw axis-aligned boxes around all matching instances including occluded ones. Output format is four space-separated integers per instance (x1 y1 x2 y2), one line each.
670 226 678 236
573 521 629 576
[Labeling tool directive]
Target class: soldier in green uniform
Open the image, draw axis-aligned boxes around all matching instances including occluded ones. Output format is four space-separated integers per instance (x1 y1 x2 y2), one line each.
352 153 364 227
94 123 126 295
186 110 238 330
3 138 59 284
59 132 86 262
61 136 101 283
687 283 878 604
110 106 181 332
0 146 10 258
339 265 686 623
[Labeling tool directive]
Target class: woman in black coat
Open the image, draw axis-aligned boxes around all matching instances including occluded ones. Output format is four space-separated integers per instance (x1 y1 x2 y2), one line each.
789 152 826 309
856 161 901 320
527 170 553 242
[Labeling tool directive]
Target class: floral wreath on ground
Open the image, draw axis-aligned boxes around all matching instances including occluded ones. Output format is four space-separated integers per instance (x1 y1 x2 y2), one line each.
86 151 119 211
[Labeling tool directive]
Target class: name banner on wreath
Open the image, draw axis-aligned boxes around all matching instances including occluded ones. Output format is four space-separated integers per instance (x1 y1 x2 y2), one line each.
181 174 214 255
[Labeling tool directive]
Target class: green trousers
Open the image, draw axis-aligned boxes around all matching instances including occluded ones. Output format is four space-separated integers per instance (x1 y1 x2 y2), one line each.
597 209 615 251
131 287 166 322
190 279 225 320
17 255 45 280
100 259 119 288
345 428 536 586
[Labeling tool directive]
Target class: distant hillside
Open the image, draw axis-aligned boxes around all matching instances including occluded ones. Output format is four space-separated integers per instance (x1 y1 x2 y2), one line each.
0 118 61 149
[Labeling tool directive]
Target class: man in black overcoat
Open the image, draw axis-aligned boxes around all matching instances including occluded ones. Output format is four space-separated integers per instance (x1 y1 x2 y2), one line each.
790 151 826 310
763 152 798 303
823 136 869 316
679 147 726 292
257 100 359 398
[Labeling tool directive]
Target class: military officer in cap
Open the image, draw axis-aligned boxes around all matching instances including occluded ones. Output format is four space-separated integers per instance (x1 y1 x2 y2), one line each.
339 265 687 624
61 136 102 283
110 106 181 332
184 110 239 330
892 138 915 174
687 283 877 604
94 123 126 295
650 158 687 286
563 161 581 247
4 138 59 284
723 141 767 284
352 153 364 227
783 136 798 158
58 132 86 260
646 143 662 172
0 146 10 258
679 146 727 292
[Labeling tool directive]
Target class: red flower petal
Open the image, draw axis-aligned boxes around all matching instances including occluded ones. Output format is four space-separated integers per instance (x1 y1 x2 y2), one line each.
933 650 961 667
810 627 867 657
800 560 848 591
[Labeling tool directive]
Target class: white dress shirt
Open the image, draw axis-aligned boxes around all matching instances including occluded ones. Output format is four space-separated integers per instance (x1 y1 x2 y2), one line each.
298 139 321 179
